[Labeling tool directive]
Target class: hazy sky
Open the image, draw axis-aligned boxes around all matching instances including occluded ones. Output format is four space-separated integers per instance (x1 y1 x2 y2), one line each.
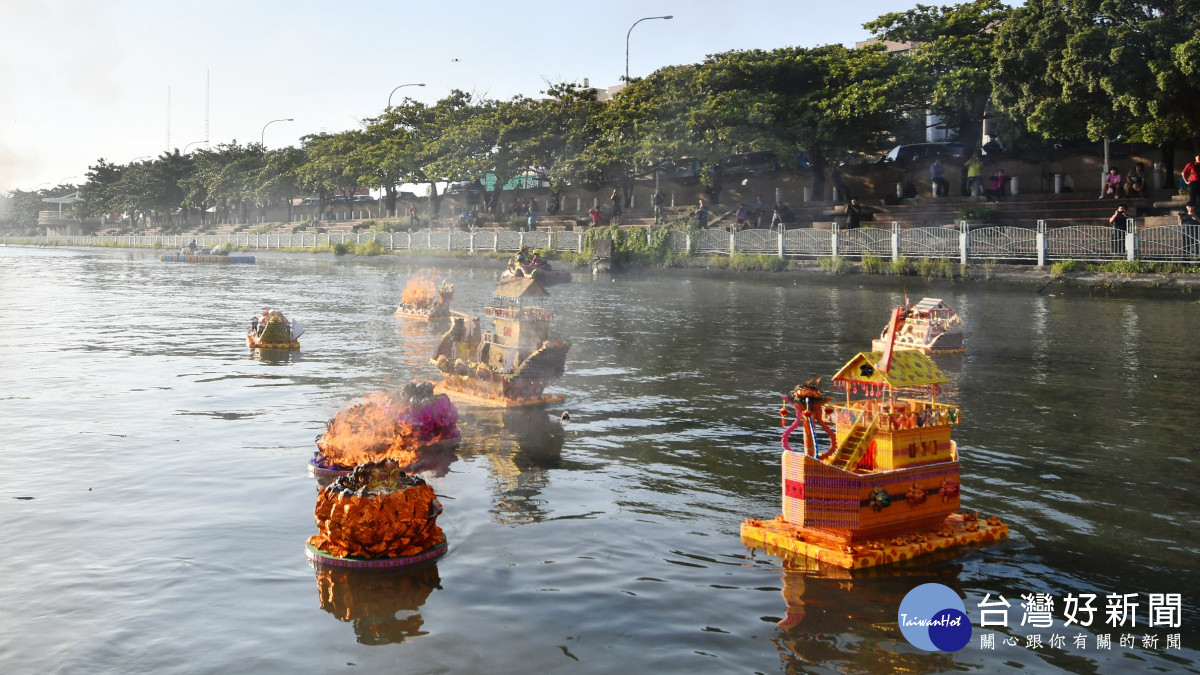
0 0 961 193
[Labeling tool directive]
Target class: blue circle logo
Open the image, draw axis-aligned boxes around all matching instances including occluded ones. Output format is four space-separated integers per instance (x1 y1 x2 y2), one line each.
898 583 972 652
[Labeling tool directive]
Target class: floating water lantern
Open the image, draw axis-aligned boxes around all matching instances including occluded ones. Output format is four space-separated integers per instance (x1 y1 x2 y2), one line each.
310 381 459 478
306 458 448 569
394 269 454 320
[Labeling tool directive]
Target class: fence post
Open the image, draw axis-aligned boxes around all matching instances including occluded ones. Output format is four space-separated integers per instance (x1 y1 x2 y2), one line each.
891 222 900 261
469 232 475 253
1036 220 1047 267
685 231 692 254
519 232 525 252
729 230 737 256
831 223 839 259
959 220 969 265
778 230 785 259
1127 220 1138 262
492 232 497 253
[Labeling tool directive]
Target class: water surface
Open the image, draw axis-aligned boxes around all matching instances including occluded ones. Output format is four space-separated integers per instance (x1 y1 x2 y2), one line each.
1 246 1196 673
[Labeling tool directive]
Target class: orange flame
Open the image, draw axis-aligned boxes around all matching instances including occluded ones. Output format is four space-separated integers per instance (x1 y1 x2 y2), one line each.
401 269 449 308
317 393 421 468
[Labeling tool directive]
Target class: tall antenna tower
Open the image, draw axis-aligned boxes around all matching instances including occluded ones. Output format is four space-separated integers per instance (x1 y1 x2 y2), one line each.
204 70 210 148
166 85 171 151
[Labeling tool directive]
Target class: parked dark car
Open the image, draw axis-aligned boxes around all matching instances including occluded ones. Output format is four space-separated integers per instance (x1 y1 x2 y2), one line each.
723 150 780 175
443 181 482 195
877 143 965 165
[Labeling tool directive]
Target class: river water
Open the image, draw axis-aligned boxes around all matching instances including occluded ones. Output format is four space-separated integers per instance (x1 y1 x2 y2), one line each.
1 246 1197 674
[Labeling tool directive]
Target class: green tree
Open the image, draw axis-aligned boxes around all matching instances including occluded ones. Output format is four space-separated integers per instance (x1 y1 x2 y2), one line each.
590 65 704 203
182 143 266 228
695 45 908 201
259 147 306 223
991 0 1200 173
865 0 1014 149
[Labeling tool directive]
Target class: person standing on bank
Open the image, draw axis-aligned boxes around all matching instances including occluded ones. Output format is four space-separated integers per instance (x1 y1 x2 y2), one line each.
930 158 949 197
845 199 862 229
1109 204 1129 254
831 165 851 202
652 188 666 224
964 154 984 195
1178 204 1199 257
1183 155 1200 207
610 189 622 222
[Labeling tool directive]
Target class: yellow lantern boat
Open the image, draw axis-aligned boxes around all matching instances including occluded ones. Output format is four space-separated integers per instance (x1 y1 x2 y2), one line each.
742 309 1006 569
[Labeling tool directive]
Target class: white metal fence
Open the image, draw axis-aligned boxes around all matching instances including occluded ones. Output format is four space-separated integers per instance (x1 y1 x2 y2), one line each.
9 220 1200 266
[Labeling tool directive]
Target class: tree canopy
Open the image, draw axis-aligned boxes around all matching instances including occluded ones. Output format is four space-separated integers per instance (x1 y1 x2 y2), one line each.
12 0 1200 232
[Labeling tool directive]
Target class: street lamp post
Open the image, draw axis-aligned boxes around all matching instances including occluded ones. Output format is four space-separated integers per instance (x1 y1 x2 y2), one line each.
260 118 294 147
182 140 205 153
626 15 673 83
388 83 426 109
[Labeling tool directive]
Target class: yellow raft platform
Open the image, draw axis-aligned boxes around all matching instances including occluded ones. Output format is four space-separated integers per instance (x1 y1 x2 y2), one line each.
433 384 564 408
741 512 1008 570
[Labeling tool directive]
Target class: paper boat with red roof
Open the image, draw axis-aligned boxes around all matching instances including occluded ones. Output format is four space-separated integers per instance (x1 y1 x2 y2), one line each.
741 308 1006 569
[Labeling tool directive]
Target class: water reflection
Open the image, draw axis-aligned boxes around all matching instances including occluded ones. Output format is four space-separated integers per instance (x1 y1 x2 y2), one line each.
313 563 442 646
249 348 302 364
393 316 447 370
457 408 564 525
761 547 963 673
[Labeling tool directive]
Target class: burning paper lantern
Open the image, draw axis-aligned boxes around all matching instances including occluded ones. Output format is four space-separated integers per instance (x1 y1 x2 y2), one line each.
311 381 459 476
395 269 454 319
306 458 447 567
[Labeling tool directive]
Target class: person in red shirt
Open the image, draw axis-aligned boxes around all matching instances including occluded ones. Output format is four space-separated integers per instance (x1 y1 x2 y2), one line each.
1182 155 1200 206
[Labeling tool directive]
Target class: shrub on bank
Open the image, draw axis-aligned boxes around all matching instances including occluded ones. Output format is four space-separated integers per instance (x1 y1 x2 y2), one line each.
819 256 847 275
861 255 883 274
889 256 913 275
917 257 957 279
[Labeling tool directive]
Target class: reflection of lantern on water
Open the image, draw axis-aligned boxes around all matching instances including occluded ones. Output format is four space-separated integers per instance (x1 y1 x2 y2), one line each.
249 349 302 364
456 408 564 526
314 563 442 645
310 381 460 477
306 458 447 564
395 315 445 369
758 547 963 673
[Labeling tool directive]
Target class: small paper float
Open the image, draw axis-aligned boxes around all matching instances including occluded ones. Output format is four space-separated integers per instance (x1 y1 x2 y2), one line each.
247 309 303 350
306 458 448 570
742 313 1006 569
394 269 454 320
309 381 460 479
